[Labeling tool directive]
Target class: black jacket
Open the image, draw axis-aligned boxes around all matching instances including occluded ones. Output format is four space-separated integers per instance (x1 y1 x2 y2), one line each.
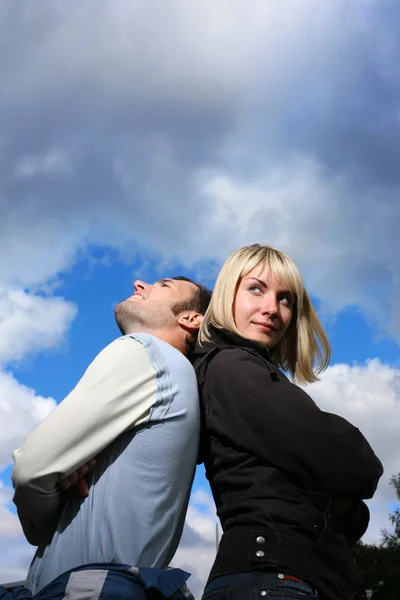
193 327 383 600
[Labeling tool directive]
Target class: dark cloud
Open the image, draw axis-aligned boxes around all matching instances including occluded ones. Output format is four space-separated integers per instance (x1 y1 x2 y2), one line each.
0 0 399 337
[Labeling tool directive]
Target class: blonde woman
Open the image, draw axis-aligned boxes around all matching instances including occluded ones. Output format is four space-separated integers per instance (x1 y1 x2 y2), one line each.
194 244 382 600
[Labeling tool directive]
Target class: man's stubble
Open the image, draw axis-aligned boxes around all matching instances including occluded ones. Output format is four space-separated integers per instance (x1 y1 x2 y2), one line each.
114 299 175 336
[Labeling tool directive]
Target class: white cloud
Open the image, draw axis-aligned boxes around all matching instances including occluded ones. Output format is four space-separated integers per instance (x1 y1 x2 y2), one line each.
0 289 75 470
303 358 400 542
172 488 220 599
304 359 400 501
0 482 35 585
184 489 218 546
196 160 400 337
0 484 20 538
0 289 77 366
0 370 56 471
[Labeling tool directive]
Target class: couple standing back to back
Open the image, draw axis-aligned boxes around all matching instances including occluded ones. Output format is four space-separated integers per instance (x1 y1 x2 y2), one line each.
7 244 383 600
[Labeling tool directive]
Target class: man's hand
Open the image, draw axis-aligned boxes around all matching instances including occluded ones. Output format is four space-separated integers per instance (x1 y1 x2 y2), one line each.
58 458 97 497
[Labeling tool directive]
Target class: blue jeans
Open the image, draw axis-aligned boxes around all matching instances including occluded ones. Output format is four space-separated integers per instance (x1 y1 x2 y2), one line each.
0 564 193 600
202 571 320 600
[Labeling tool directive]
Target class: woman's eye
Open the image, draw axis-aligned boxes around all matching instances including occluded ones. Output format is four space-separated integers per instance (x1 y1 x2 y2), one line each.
249 285 262 294
280 294 294 306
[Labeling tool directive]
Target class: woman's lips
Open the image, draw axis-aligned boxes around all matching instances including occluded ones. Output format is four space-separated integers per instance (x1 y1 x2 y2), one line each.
253 322 277 332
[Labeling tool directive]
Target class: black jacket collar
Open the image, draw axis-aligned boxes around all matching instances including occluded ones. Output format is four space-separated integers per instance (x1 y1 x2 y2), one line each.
194 325 272 363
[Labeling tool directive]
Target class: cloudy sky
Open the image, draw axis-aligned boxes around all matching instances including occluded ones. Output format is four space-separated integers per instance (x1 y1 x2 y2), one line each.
0 0 399 596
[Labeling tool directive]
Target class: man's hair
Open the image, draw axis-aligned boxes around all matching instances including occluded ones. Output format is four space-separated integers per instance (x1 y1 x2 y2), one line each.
171 276 212 316
171 276 212 358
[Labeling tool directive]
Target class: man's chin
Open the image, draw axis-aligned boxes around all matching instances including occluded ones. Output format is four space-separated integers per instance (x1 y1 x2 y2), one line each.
114 301 138 335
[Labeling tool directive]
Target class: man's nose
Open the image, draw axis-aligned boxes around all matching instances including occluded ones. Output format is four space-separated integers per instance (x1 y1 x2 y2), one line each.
134 280 149 292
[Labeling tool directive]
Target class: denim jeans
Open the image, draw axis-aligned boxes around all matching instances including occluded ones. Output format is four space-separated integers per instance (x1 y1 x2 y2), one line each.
202 571 320 600
0 565 193 600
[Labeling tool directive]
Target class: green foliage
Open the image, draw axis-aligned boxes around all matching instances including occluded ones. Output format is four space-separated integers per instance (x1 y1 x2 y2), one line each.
353 474 400 599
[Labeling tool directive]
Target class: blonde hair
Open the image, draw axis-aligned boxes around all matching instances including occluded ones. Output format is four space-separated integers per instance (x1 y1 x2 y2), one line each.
199 244 330 384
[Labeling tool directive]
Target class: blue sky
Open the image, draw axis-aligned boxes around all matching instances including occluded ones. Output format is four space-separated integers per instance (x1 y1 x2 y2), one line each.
1 1 400 596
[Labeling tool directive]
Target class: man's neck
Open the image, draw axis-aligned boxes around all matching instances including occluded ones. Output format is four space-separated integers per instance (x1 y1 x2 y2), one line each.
123 326 185 354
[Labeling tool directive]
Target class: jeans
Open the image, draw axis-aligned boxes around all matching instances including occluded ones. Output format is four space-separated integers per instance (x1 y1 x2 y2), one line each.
0 565 193 600
202 571 320 600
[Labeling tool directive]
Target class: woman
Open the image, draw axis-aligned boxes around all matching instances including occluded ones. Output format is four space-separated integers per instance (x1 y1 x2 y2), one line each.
193 244 383 600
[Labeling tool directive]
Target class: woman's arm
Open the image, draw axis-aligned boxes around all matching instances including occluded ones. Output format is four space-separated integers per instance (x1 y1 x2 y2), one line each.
205 349 383 498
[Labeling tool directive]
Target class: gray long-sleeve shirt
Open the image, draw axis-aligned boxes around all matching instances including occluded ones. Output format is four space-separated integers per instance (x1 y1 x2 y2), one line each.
12 334 200 593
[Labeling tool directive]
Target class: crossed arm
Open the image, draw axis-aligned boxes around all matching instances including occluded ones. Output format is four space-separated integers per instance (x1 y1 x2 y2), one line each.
12 337 157 545
58 458 97 496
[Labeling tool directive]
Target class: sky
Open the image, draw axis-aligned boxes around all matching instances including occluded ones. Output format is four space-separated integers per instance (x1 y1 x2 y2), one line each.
0 0 399 597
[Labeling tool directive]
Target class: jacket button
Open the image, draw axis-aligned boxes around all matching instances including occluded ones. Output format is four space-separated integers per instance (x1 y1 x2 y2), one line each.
256 550 265 557
256 536 265 544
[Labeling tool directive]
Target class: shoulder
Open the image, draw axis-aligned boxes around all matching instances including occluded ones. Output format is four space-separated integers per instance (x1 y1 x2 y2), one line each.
132 334 197 386
197 347 279 417
207 346 268 374
83 336 155 382
202 347 275 395
135 334 193 369
92 335 151 363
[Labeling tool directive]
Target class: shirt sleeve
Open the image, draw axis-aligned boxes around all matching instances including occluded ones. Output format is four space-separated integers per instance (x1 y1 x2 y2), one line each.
12 336 157 545
205 349 383 498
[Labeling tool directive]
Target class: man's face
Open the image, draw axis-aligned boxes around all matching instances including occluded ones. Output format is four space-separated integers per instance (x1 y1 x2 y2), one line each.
115 277 197 335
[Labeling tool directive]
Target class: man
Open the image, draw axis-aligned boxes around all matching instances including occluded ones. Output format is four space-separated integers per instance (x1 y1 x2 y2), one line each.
9 276 211 599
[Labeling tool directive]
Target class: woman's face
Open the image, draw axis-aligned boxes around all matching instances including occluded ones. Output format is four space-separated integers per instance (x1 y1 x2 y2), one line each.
233 265 295 348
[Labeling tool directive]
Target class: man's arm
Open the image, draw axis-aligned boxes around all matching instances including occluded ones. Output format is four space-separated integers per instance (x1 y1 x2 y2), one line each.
12 336 157 545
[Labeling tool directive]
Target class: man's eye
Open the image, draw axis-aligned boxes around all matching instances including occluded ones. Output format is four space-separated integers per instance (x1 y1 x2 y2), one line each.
161 282 170 287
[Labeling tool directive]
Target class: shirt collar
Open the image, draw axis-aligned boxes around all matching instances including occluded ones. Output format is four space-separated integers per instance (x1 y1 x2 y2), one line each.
195 325 272 363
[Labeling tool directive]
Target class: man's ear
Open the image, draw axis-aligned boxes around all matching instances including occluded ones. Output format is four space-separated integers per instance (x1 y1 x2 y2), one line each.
178 312 203 333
